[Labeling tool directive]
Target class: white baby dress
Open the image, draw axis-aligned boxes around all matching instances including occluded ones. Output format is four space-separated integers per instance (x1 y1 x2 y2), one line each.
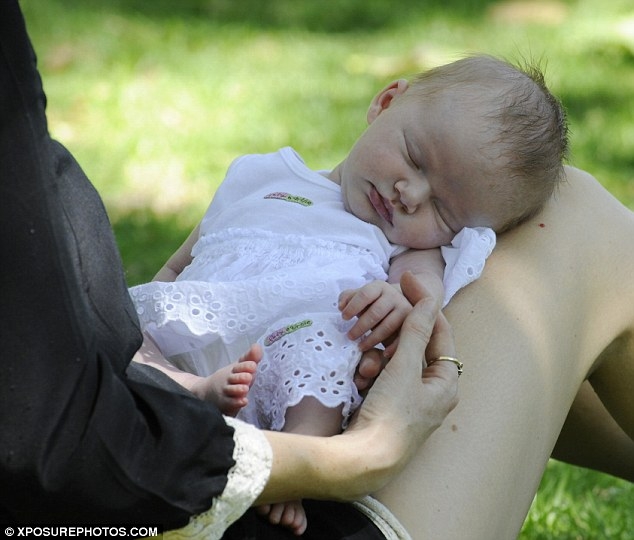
129 148 495 430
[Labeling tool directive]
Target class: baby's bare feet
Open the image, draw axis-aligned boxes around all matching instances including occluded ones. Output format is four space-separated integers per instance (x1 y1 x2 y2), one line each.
257 500 307 536
191 344 262 415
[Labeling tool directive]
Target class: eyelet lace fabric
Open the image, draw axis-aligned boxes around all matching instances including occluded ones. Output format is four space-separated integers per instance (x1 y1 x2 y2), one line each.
129 228 382 425
441 227 496 306
239 313 362 430
129 228 385 370
129 226 496 431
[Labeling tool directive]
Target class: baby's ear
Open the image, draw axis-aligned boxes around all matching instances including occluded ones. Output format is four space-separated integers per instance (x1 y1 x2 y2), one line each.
366 79 409 123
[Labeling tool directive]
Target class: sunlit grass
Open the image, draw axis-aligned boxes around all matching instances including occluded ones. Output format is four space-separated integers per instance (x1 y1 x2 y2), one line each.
21 1 634 537
24 0 634 228
521 461 634 539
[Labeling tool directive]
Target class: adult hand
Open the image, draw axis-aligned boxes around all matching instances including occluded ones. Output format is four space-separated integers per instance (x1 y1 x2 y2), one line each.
257 272 459 505
342 272 459 494
353 348 387 393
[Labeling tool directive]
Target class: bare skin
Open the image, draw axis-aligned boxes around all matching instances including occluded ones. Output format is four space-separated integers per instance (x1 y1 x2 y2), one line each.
254 273 460 507
144 273 460 539
159 164 634 539
134 336 261 416
375 166 634 539
150 166 634 538
190 345 261 416
247 167 634 539
257 397 345 535
142 95 634 535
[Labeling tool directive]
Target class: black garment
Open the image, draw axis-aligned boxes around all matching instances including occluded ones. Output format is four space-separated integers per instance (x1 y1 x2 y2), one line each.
0 3 388 537
0 1 234 527
224 501 387 539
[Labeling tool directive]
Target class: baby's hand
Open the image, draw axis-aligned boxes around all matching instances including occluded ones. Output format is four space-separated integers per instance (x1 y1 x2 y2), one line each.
339 281 413 353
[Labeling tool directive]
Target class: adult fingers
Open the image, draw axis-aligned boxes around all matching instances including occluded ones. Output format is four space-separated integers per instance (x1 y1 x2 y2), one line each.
354 348 388 392
398 273 459 409
422 311 461 385
424 312 456 366
393 272 442 374
339 285 380 321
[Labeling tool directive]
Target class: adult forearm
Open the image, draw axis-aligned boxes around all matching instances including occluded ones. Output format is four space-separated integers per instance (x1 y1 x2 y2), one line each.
257 426 399 505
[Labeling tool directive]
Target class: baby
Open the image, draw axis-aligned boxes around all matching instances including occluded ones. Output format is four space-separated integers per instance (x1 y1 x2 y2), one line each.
130 54 568 535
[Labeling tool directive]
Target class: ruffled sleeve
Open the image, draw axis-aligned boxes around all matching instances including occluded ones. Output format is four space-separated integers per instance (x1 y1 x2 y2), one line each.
441 227 496 307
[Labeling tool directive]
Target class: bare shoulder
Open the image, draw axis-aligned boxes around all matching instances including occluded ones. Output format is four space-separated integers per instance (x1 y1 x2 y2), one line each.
563 166 634 374
562 165 633 223
497 165 634 253
570 166 634 252
485 164 634 331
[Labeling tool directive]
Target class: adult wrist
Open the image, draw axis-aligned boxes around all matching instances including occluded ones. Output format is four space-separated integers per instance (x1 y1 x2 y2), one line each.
331 421 406 500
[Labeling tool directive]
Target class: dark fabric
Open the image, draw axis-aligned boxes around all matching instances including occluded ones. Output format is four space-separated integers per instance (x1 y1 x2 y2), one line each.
0 1 236 527
126 362 197 398
224 501 387 539
128 362 390 539
0 4 388 537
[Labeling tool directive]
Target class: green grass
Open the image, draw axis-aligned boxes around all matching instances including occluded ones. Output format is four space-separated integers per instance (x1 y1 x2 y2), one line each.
22 1 634 537
522 461 634 539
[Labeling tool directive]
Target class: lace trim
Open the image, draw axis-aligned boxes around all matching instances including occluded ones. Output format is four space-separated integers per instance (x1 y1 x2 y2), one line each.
194 227 384 264
250 314 362 431
441 226 496 307
163 417 272 539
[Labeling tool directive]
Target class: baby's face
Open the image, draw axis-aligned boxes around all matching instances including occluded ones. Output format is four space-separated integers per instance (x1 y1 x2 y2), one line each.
336 90 508 249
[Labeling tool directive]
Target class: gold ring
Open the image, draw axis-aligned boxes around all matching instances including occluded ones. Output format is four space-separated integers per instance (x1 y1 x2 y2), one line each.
428 356 463 376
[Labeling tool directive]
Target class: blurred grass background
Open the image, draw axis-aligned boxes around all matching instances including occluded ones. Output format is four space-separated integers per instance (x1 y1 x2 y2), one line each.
22 1 633 537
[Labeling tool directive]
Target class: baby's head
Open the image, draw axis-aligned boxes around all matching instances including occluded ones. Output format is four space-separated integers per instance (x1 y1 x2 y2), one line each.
409 55 569 233
333 54 569 250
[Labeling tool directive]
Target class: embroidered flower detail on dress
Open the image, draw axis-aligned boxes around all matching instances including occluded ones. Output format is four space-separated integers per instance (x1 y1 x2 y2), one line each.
264 192 313 206
264 319 312 346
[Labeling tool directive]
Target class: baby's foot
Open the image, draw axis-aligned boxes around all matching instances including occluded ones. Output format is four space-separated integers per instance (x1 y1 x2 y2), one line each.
191 344 262 416
257 500 307 536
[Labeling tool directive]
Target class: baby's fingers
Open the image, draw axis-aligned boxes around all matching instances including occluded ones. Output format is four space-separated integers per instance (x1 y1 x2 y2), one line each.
357 310 404 350
338 285 380 321
338 289 356 315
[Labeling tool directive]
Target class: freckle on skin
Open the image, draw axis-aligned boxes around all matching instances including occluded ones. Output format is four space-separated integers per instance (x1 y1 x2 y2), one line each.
451 424 457 432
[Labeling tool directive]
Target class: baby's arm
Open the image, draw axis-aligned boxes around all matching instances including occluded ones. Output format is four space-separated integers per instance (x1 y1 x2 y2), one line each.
152 224 200 282
339 249 445 355
388 248 444 303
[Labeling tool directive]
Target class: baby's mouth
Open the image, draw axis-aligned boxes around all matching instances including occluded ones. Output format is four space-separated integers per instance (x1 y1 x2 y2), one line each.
369 186 393 225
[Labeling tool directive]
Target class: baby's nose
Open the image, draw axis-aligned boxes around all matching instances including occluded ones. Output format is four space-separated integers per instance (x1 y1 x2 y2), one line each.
395 179 427 213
